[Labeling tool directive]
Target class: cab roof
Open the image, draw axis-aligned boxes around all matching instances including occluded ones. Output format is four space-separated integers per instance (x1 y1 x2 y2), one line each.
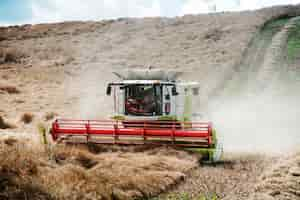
109 80 176 85
113 69 182 81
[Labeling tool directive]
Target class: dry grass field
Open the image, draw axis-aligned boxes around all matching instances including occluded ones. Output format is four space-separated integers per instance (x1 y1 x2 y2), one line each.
0 4 300 200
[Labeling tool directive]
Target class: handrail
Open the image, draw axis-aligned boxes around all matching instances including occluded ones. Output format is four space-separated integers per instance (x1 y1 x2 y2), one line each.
56 119 211 124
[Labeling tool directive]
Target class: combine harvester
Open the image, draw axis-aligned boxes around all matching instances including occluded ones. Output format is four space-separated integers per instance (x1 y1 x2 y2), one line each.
50 69 222 162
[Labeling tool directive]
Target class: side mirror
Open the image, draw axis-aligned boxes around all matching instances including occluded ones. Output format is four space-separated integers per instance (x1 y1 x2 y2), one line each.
172 86 178 96
106 85 112 96
165 94 170 100
192 87 199 96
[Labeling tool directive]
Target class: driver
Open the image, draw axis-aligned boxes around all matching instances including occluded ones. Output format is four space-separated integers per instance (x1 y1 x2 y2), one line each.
141 88 156 113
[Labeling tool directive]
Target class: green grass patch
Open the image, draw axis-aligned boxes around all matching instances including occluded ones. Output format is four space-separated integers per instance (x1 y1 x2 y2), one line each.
260 17 290 38
151 193 218 200
287 19 300 61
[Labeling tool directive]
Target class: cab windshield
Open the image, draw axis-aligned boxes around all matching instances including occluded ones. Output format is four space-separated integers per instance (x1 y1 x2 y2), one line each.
124 84 162 116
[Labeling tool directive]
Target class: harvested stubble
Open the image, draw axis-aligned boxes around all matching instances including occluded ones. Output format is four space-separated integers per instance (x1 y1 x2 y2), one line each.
0 116 16 129
44 112 58 121
20 112 34 124
0 139 198 200
0 48 26 63
0 85 20 94
0 139 51 199
250 152 300 200
47 145 198 200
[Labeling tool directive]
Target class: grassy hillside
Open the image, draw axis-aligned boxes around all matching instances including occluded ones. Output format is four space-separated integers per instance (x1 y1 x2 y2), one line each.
287 18 300 61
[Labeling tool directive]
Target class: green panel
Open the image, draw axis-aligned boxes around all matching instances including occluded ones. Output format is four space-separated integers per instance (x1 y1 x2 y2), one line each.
111 115 125 120
184 129 222 162
183 87 192 122
158 115 178 121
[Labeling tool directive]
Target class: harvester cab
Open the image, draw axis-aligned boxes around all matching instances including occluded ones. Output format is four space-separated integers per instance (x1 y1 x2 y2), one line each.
107 80 180 119
50 69 222 162
107 69 195 121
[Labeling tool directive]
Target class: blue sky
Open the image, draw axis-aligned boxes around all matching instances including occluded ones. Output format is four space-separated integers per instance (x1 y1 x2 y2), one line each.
0 0 32 23
0 0 299 26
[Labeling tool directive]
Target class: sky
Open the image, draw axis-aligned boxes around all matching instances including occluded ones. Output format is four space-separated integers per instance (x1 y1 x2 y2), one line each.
0 0 299 26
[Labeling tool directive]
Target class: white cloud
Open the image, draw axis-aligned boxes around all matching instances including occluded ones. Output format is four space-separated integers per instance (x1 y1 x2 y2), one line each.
0 22 11 27
181 0 300 15
181 0 211 15
2 0 299 25
0 20 33 27
238 0 298 11
29 0 162 24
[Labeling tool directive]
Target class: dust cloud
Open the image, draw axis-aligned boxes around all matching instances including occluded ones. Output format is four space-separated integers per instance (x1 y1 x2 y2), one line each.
66 66 117 119
208 92 300 153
